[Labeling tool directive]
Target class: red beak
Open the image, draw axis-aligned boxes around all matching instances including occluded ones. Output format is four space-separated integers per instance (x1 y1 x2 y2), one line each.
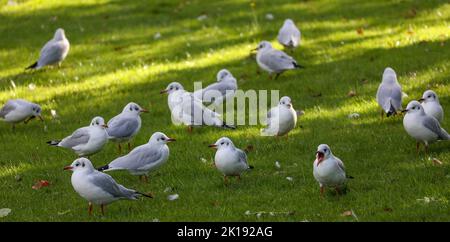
167 138 176 142
208 144 217 149
316 151 324 165
160 89 168 94
63 166 73 171
102 124 108 128
140 109 149 113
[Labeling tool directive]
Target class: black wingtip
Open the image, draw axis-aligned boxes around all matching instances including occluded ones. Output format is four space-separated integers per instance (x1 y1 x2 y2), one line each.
47 140 60 146
25 62 38 70
137 192 153 199
346 175 354 179
293 62 305 69
248 165 254 169
97 165 109 172
222 123 236 129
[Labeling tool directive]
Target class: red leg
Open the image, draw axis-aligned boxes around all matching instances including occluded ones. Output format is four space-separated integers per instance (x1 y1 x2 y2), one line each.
320 186 325 198
100 204 105 216
223 176 229 185
416 142 420 155
144 175 148 183
425 144 429 156
187 126 193 133
380 110 384 120
335 187 341 196
118 144 122 154
88 202 93 216
237 175 241 182
128 142 132 151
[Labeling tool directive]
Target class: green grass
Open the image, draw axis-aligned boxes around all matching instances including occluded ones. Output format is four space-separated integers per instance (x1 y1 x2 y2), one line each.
0 0 449 221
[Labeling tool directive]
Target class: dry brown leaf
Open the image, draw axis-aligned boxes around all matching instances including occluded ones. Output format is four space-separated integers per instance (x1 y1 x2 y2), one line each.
432 158 443 166
356 28 364 35
32 180 50 190
341 210 353 217
347 90 357 97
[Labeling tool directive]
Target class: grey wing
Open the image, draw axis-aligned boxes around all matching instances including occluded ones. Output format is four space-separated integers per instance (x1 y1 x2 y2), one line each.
376 84 402 111
107 116 139 138
59 127 90 148
260 50 296 71
0 101 17 118
39 41 65 65
278 26 300 45
237 149 249 167
110 145 163 170
89 172 129 198
422 116 449 140
336 158 346 172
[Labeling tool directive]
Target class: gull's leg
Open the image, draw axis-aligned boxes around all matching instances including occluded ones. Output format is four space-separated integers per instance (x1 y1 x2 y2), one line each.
128 142 132 151
144 175 149 183
274 73 281 80
100 204 105 216
223 175 229 185
187 126 193 133
380 110 384 120
320 186 325 198
416 142 420 155
335 187 341 196
12 124 15 132
425 143 429 156
88 202 93 216
237 175 241 182
118 144 122 154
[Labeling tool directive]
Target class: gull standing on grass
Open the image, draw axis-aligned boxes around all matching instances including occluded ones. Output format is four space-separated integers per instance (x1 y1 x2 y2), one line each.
97 132 175 183
209 137 253 185
419 90 443 123
402 100 449 154
253 41 303 80
277 19 301 50
376 67 402 118
106 102 148 153
26 28 70 70
193 69 238 106
261 96 297 137
64 158 152 216
313 144 352 197
47 117 108 157
161 82 235 132
0 99 43 130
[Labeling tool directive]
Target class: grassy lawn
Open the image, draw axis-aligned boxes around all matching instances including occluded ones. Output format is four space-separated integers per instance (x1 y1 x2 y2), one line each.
0 0 449 222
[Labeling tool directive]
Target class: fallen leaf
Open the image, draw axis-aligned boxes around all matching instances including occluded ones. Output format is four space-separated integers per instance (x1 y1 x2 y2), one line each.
167 194 179 201
286 177 293 182
15 175 22 182
0 208 11 218
383 207 393 212
244 210 251 216
405 8 417 18
356 27 364 35
265 13 274 20
275 161 281 169
341 210 353 217
244 145 254 153
432 158 443 165
348 113 360 119
347 90 357 97
32 180 50 190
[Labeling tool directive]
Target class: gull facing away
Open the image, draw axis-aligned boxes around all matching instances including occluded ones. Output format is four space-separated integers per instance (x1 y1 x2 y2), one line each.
208 137 253 184
261 96 297 137
376 67 402 118
0 99 43 130
106 102 148 153
64 158 152 216
47 117 108 157
161 82 235 132
277 19 301 50
419 90 443 123
402 100 449 154
26 28 70 70
193 69 238 106
253 41 304 80
313 144 352 196
97 132 175 183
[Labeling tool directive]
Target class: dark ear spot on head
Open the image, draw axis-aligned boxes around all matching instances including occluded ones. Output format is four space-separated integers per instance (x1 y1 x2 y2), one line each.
82 163 85 167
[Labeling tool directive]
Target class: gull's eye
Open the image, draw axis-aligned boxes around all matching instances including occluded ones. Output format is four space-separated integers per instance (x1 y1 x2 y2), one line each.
129 107 133 111
134 107 139 111
324 149 327 153
75 163 80 167
161 137 165 141
220 142 224 145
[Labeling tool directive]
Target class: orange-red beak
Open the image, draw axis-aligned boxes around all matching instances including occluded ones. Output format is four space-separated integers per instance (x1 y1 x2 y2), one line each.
208 144 217 149
63 166 73 171
160 89 168 94
167 138 176 142
140 109 149 113
316 151 324 165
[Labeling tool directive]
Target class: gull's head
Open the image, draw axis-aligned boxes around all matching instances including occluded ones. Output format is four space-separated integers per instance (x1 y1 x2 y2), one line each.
403 100 425 115
284 19 295 25
64 158 94 172
149 131 176 144
123 102 148 114
279 96 293 109
209 137 234 149
316 144 332 165
254 41 272 51
54 28 66 40
161 82 184 94
217 69 232 82
420 90 439 103
90 116 107 128
382 67 398 84
31 104 43 121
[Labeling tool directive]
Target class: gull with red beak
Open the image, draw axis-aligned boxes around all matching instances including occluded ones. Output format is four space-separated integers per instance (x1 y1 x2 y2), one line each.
26 28 70 70
313 144 351 197
64 158 152 216
402 100 449 154
161 82 235 132
261 96 297 137
47 116 108 157
106 102 148 153
97 132 175 183
209 137 253 184
0 99 43 131
419 90 443 123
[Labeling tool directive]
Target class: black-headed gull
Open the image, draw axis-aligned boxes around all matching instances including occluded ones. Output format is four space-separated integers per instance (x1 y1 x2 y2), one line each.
97 132 175 182
376 67 402 118
313 144 351 196
0 99 43 130
277 19 301 50
64 158 152 216
193 69 237 106
47 116 108 157
161 82 235 132
106 102 148 153
26 28 70 70
209 137 253 184
261 96 297 137
252 41 303 80
402 100 449 154
419 90 443 123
